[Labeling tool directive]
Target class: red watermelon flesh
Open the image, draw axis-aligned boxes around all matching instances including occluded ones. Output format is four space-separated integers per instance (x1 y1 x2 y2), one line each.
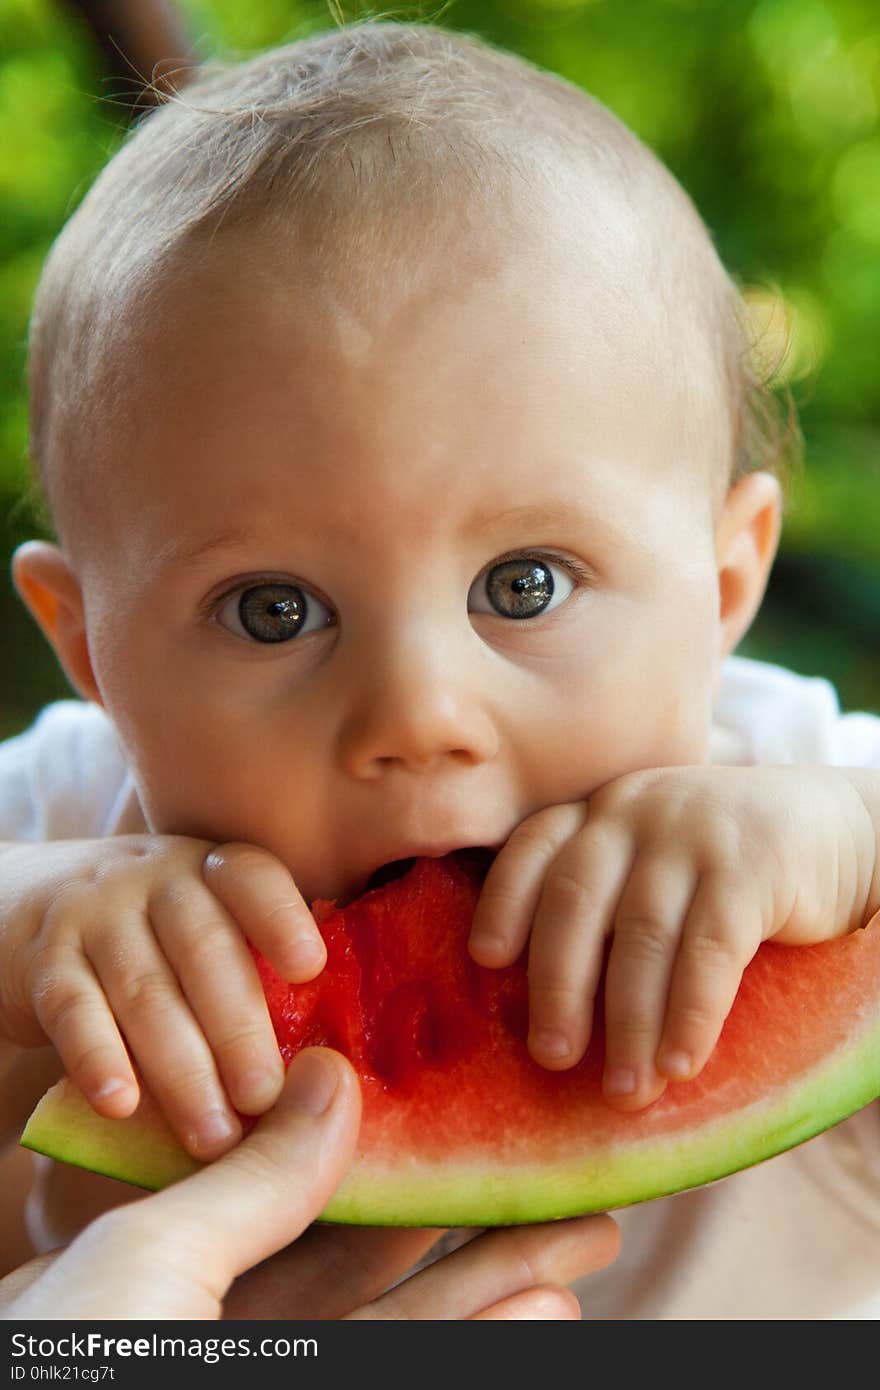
20 851 880 1225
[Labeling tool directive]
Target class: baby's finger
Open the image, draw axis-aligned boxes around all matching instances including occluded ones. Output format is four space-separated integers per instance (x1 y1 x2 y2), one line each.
603 855 698 1110
30 947 139 1118
87 917 242 1161
150 879 285 1116
656 874 762 1084
469 804 589 968
203 843 326 981
526 826 632 1069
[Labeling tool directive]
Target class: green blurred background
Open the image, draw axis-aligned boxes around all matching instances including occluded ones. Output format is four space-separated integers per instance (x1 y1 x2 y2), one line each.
2 0 879 740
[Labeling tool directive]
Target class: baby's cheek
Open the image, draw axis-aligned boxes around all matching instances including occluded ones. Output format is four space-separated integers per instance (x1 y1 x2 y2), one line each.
528 667 710 802
641 691 714 767
130 721 270 824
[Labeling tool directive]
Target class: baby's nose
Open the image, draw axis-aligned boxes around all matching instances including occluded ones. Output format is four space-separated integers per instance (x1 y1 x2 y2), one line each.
335 631 499 778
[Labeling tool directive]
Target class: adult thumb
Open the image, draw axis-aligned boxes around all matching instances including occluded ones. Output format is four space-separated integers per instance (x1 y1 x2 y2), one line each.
151 1048 362 1283
8 1049 362 1320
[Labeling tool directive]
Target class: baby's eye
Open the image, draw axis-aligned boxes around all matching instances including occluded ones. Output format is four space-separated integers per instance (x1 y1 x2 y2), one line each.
215 582 335 644
468 556 575 620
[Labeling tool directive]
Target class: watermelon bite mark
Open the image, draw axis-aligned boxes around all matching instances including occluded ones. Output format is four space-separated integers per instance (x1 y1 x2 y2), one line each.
364 856 418 892
21 852 880 1226
266 850 503 1094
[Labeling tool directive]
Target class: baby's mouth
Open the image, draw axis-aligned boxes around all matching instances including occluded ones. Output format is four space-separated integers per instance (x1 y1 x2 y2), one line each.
365 857 418 892
363 846 497 895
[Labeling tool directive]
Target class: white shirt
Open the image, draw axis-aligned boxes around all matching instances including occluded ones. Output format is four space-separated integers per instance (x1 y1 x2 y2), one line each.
2 655 880 1319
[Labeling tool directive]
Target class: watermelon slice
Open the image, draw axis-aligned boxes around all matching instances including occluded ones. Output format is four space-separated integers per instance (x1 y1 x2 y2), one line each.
20 851 880 1225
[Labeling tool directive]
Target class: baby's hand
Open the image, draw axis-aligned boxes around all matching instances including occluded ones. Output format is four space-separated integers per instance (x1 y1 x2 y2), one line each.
0 837 325 1157
469 767 880 1111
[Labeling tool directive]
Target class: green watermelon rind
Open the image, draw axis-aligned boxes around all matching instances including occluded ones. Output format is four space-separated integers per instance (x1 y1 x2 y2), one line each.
21 1088 201 1190
20 1014 880 1225
325 1017 880 1223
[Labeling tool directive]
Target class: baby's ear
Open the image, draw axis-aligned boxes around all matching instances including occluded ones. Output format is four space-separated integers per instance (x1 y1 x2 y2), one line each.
12 541 103 706
714 471 783 659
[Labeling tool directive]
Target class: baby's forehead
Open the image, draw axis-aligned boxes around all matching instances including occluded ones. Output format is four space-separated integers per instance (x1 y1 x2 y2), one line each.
43 71 739 566
167 152 721 378
58 187 730 578
237 179 729 448
85 217 720 578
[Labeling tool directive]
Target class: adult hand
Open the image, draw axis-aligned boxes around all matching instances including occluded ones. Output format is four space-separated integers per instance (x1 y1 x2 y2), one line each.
1 1049 619 1319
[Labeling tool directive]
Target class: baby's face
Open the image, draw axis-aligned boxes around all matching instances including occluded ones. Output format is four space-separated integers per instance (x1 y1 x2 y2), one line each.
70 221 726 902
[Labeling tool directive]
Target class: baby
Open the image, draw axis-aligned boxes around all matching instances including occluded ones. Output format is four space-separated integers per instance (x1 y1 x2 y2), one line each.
3 20 880 1318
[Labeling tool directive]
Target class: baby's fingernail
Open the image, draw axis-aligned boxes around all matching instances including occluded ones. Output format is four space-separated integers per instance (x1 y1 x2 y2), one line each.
236 1066 283 1112
284 937 326 978
529 1029 572 1061
287 1050 340 1117
470 929 506 960
658 1049 692 1080
90 1077 137 1114
604 1066 636 1096
195 1110 241 1153
92 1077 131 1101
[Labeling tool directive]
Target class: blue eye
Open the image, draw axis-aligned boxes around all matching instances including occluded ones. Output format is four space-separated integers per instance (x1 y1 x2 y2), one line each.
216 582 335 644
468 556 575 620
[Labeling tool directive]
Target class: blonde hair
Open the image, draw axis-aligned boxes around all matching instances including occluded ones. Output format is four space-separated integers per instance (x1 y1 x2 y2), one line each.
28 17 799 539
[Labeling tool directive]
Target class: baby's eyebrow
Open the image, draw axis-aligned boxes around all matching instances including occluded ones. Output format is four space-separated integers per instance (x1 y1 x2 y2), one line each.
156 528 259 573
156 502 608 577
472 503 583 540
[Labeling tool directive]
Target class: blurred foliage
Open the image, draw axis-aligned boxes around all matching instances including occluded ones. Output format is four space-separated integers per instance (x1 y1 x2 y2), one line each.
1 0 879 738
